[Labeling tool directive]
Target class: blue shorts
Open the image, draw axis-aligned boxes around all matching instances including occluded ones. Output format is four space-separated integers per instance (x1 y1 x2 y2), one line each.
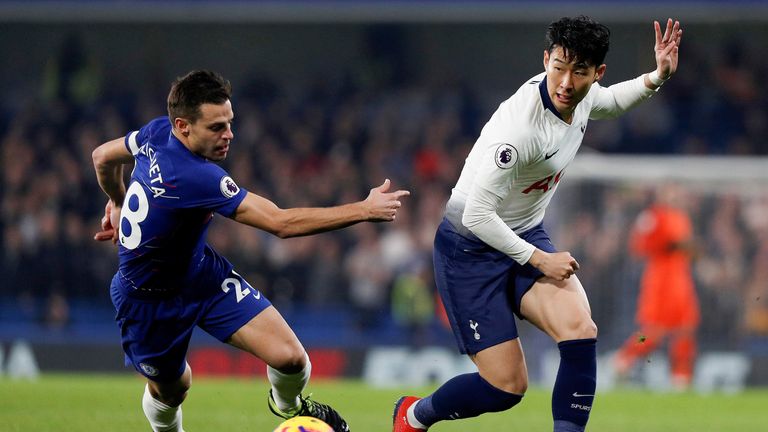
433 218 556 355
110 269 271 382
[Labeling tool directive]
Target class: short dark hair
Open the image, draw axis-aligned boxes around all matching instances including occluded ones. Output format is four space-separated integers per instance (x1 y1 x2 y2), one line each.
167 70 232 123
545 16 610 67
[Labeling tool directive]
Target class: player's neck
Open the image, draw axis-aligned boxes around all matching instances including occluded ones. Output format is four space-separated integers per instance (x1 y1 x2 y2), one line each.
171 129 194 152
560 110 574 124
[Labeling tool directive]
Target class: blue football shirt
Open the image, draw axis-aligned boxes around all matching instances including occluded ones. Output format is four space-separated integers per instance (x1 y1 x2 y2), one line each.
114 116 247 298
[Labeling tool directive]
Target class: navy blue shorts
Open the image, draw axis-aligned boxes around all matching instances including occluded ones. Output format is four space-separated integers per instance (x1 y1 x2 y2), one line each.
433 218 556 355
110 269 271 382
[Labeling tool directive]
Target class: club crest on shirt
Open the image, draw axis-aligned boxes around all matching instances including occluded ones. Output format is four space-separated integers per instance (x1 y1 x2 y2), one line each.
220 176 240 198
494 143 518 169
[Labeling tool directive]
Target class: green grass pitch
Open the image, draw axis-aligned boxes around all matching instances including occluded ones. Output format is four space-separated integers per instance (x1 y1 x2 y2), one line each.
1 374 767 431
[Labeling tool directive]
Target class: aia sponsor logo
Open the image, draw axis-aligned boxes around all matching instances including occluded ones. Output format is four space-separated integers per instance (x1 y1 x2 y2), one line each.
522 170 565 194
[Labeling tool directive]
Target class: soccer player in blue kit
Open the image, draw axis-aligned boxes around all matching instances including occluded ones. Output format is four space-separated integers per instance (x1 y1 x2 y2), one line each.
393 16 682 432
92 70 409 432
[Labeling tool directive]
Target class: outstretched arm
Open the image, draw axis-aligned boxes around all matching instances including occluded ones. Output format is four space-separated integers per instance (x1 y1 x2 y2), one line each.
92 137 134 243
232 179 410 238
590 18 683 119
643 18 682 89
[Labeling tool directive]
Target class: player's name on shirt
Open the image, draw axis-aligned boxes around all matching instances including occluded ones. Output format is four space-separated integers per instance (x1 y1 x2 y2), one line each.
137 142 168 199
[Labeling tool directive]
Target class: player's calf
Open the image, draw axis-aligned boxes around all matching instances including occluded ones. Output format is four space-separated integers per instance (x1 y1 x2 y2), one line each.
552 338 597 432
394 373 523 431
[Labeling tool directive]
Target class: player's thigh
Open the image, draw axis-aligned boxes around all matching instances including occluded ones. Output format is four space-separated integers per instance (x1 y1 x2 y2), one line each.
471 339 528 394
520 275 596 342
197 270 303 370
227 305 306 372
111 281 196 383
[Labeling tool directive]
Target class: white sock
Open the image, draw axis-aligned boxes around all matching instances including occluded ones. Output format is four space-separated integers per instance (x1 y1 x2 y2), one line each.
267 353 311 412
407 401 428 430
142 384 184 432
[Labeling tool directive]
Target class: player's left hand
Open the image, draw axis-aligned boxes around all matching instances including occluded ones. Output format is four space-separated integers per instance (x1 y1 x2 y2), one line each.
654 18 682 80
529 249 580 281
94 200 121 244
363 179 411 222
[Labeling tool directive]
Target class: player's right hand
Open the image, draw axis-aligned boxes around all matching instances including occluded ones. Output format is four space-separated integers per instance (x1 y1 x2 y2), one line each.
94 200 121 244
363 179 411 222
529 249 580 281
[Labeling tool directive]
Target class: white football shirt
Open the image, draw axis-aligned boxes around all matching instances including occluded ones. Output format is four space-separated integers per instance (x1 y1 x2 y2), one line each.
446 71 657 264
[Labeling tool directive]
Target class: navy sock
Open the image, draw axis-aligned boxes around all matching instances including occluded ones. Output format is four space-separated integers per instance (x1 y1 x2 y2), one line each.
552 338 597 431
414 372 523 427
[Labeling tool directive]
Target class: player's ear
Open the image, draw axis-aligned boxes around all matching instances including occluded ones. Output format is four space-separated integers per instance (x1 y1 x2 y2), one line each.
594 64 607 82
543 50 550 70
174 117 191 136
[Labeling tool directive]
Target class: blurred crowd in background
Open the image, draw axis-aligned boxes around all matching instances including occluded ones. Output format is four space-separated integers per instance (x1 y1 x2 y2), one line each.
1 25 767 351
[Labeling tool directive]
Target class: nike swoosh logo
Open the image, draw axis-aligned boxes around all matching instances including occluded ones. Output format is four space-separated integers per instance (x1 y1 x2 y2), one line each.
572 392 594 397
545 149 559 160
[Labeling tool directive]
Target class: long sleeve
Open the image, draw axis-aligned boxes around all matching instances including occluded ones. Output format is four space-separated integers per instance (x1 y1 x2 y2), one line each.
462 182 537 264
589 75 658 120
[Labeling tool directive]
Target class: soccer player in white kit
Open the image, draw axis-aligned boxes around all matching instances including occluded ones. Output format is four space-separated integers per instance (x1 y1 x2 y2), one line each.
393 16 682 432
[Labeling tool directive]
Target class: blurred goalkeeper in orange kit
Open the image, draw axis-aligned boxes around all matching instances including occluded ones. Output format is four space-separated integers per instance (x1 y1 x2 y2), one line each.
614 183 700 389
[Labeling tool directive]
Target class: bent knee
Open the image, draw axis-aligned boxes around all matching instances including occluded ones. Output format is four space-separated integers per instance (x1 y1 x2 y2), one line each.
269 345 308 373
580 319 598 339
557 317 598 342
156 389 188 407
498 379 528 395
151 381 190 407
482 371 528 395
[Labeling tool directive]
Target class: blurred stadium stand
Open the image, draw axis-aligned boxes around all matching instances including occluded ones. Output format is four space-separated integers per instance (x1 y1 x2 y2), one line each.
0 1 767 388
1 0 768 22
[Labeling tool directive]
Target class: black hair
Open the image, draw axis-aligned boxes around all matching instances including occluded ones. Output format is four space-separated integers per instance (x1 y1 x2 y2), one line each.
167 70 232 123
545 16 611 67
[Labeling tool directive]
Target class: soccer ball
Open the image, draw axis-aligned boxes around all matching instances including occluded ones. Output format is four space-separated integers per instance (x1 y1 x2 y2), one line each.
273 416 333 432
